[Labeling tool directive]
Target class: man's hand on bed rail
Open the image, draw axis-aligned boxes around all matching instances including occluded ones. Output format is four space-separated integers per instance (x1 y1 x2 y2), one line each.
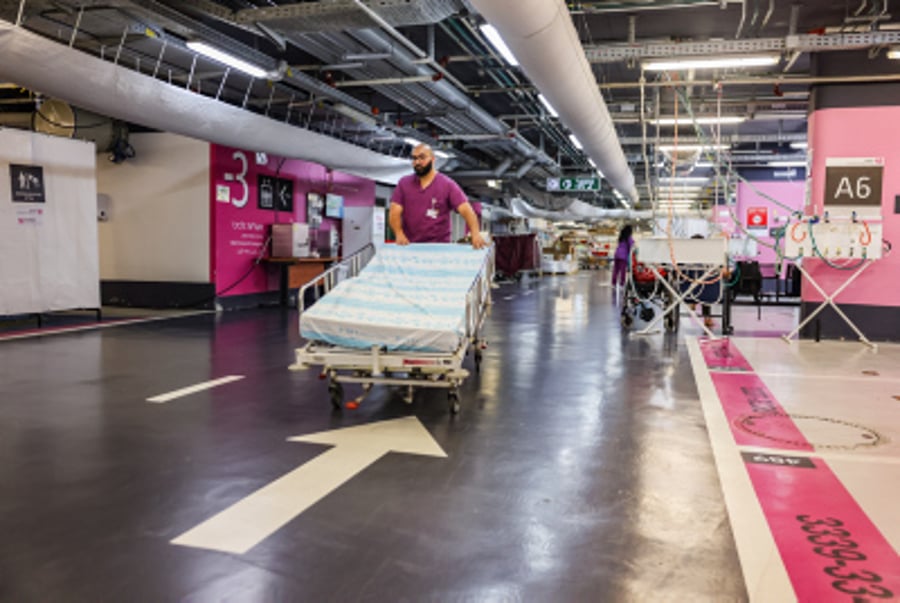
470 232 488 250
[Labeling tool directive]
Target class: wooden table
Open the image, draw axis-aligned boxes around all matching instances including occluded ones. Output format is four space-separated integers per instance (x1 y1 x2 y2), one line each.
265 257 340 307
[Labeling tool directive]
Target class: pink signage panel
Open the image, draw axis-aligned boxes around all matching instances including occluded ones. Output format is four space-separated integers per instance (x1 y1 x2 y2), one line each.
806 108 900 306
209 145 376 297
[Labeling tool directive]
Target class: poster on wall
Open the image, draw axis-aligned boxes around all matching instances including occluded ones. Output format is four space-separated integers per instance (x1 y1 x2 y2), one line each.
746 206 768 231
307 192 323 228
9 164 46 203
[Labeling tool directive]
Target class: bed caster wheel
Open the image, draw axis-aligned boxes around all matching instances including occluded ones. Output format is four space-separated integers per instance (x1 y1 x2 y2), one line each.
448 392 460 415
328 382 344 409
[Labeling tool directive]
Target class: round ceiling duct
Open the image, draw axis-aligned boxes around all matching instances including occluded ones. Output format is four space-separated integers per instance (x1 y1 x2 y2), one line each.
32 98 125 152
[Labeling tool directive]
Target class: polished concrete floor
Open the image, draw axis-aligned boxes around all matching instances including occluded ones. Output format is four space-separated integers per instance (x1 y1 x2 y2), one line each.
0 272 750 602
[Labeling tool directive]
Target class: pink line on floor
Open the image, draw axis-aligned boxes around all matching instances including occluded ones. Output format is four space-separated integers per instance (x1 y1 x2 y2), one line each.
744 456 900 601
710 372 813 451
699 337 754 371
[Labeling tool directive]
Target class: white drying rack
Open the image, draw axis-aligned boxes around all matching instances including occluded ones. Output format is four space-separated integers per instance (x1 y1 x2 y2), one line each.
634 237 728 338
781 218 883 350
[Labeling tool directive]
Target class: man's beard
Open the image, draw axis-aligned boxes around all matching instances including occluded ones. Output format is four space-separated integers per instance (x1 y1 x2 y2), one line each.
414 161 433 177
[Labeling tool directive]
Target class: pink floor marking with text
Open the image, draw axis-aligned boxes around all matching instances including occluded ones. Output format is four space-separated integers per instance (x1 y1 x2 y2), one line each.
699 338 899 602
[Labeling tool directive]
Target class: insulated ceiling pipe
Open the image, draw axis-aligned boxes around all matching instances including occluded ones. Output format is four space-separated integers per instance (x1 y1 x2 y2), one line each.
468 0 639 205
509 197 652 221
316 28 558 169
0 20 410 183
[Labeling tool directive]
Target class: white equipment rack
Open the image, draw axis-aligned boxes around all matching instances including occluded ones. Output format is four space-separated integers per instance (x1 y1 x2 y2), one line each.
289 244 494 414
634 237 728 338
782 218 883 350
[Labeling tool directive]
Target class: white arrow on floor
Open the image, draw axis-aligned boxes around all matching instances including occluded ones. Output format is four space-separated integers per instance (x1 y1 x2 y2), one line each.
170 416 447 554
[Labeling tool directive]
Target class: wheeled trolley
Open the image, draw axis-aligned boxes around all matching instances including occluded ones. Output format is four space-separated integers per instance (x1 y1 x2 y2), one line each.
289 243 494 414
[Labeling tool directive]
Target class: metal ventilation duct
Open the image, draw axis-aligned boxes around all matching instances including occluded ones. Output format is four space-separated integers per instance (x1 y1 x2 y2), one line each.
233 0 466 31
468 0 638 205
510 197 652 221
0 19 411 183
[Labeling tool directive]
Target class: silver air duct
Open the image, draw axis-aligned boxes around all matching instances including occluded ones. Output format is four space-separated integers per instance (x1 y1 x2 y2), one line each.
0 19 410 183
467 0 639 205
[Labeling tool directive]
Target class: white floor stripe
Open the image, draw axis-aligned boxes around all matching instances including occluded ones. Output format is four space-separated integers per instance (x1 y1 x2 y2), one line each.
686 337 795 603
0 311 214 343
147 375 244 403
753 371 900 384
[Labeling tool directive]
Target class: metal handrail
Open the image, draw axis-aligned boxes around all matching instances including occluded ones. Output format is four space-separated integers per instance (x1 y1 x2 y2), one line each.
297 243 376 314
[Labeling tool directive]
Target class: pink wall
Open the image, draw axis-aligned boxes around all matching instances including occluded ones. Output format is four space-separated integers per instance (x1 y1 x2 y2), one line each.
736 181 806 267
805 108 900 306
210 145 376 297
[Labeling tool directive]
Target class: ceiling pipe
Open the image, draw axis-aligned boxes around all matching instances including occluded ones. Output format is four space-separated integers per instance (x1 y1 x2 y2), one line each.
305 27 558 169
509 197 653 221
450 157 514 178
0 19 412 183
515 159 537 179
468 0 638 205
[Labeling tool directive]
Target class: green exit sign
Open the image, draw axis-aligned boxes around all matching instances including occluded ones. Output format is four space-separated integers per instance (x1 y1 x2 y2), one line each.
546 177 599 192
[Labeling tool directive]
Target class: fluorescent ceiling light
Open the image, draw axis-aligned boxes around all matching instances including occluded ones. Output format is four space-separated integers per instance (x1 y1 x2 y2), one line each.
888 47 900 59
186 40 268 78
538 94 558 118
768 160 806 167
404 137 424 146
658 144 730 152
790 141 808 149
753 111 806 121
479 24 519 66
434 149 452 159
332 102 377 126
568 134 583 150
652 116 746 126
657 176 710 183
643 55 779 71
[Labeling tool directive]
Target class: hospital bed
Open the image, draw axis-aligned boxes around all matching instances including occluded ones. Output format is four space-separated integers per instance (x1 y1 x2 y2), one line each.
289 243 494 414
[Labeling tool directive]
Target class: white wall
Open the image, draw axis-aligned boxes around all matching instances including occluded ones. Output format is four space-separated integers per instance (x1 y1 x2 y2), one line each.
97 133 210 282
0 129 100 314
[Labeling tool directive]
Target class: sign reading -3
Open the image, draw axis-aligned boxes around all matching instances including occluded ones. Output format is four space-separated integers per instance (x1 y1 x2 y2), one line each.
9 164 45 203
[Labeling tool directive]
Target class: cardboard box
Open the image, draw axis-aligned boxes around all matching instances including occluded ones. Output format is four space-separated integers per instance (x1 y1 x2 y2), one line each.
271 223 310 258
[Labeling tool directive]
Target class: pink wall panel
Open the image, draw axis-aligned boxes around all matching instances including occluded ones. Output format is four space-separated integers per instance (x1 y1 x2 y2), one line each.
210 145 376 297
805 108 900 306
736 181 806 267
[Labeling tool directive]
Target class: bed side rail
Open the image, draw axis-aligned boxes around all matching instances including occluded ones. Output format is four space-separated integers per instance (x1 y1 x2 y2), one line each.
464 245 495 338
298 243 376 313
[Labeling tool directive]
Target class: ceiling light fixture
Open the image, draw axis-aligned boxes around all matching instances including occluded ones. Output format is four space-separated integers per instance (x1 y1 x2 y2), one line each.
186 40 269 78
652 116 746 126
658 144 730 152
657 176 710 183
332 102 377 126
643 55 779 71
768 160 807 167
538 94 559 117
479 24 519 66
569 134 583 150
888 47 900 59
790 141 808 150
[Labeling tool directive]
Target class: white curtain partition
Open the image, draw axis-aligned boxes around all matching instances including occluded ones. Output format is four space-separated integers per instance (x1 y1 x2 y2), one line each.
0 129 100 315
